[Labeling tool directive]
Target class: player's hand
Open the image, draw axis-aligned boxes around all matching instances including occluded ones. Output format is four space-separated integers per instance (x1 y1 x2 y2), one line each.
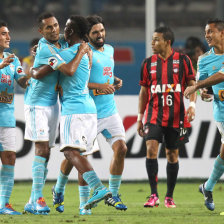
113 77 123 90
97 83 115 94
79 41 90 55
184 85 197 99
31 45 38 57
187 106 195 122
0 54 14 69
200 88 213 102
137 121 144 137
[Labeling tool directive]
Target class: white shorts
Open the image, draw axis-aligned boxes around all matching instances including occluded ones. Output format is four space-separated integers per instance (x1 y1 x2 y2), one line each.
60 114 98 154
24 103 59 148
98 113 126 147
216 121 224 144
0 127 16 152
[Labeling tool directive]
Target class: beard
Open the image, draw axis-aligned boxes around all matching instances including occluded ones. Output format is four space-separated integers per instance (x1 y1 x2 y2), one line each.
90 37 105 49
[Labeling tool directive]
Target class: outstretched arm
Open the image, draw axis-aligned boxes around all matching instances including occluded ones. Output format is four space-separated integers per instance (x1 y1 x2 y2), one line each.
184 71 224 98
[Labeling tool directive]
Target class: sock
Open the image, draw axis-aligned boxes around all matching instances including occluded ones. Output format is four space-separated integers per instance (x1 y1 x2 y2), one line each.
146 158 158 196
32 156 46 201
79 185 90 208
109 175 122 196
55 171 69 194
82 170 104 191
205 155 224 191
166 162 179 198
44 162 48 184
0 165 14 208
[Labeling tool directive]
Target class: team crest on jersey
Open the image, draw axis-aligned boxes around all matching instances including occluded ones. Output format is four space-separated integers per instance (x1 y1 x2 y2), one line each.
173 67 179 73
16 66 24 74
48 57 58 67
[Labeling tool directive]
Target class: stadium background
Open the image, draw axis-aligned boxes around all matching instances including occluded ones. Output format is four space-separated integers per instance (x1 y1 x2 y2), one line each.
4 0 224 180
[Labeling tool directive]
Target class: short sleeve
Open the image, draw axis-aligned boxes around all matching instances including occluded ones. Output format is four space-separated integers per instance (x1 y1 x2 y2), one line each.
197 55 208 81
139 58 150 87
183 55 195 82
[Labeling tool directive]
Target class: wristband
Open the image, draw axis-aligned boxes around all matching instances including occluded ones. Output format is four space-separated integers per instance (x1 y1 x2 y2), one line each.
189 102 196 108
137 113 144 121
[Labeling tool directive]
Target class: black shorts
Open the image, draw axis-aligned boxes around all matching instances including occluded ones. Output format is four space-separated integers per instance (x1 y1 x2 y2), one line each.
143 123 189 150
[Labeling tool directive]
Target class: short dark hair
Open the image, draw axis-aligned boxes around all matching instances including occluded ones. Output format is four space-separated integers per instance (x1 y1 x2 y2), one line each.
207 18 224 31
154 26 175 46
30 38 39 48
37 12 55 28
0 20 7 29
86 15 104 34
69 15 89 40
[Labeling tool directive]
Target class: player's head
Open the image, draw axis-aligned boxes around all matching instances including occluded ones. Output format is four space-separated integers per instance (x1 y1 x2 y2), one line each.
152 26 174 55
205 18 224 47
0 20 10 50
185 36 206 62
86 15 105 49
37 12 60 44
64 15 89 45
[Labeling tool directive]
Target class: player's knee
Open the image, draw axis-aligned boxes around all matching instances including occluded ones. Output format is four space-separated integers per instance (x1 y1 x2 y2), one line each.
166 150 178 163
146 146 158 158
114 143 127 159
1 151 16 165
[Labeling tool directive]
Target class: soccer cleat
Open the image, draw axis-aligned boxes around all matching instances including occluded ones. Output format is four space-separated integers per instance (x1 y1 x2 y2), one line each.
144 194 160 207
199 184 215 211
105 194 127 210
164 197 176 208
79 208 91 215
24 202 37 214
34 197 50 214
84 187 112 210
0 203 21 215
52 186 64 213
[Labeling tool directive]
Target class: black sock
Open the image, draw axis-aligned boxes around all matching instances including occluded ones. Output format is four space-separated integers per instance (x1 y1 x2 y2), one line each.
146 158 158 196
166 162 179 198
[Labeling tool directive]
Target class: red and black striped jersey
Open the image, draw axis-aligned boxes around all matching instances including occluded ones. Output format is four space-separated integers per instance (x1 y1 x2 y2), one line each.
139 50 195 128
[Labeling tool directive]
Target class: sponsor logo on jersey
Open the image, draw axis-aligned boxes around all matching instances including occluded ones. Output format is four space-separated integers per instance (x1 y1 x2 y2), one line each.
150 70 156 74
103 67 112 77
151 84 181 93
173 60 179 64
1 73 12 86
0 88 13 104
151 62 157 67
48 57 58 67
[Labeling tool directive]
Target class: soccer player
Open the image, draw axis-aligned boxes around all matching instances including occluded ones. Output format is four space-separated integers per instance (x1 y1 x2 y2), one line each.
0 20 28 215
184 19 224 211
52 15 128 215
30 15 112 214
137 26 196 208
24 12 68 215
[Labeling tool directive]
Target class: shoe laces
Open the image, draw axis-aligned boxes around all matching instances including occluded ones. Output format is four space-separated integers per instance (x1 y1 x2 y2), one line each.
37 197 47 206
5 203 15 211
146 194 157 201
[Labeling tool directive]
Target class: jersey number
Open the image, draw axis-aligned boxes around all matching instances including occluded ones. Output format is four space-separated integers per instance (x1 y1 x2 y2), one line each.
161 95 173 106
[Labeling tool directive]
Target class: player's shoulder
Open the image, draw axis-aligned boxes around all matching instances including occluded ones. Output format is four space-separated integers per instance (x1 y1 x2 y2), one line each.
104 44 113 50
198 49 213 63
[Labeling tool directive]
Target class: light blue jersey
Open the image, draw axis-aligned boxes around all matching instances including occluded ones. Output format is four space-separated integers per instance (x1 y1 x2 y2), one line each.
89 44 117 119
25 35 68 106
197 48 224 121
49 43 96 115
0 52 26 127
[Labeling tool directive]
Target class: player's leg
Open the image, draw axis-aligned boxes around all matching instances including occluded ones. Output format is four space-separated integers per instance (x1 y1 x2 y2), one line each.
105 139 127 210
199 122 224 211
78 172 91 215
0 128 21 215
165 148 179 208
52 159 72 213
63 148 111 210
143 124 162 208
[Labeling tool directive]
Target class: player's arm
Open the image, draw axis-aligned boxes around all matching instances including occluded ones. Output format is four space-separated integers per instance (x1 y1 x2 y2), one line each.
31 65 53 80
186 79 197 122
88 82 115 94
57 42 90 76
137 86 148 137
17 76 30 88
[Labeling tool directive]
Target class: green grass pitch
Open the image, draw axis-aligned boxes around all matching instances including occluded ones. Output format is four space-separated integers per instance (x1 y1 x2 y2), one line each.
1 181 224 223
